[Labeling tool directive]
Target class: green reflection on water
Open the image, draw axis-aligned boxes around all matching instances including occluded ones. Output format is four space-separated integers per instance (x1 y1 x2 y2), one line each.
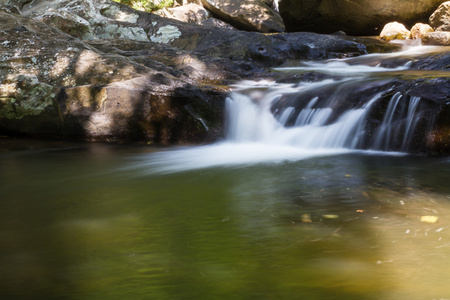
0 140 449 299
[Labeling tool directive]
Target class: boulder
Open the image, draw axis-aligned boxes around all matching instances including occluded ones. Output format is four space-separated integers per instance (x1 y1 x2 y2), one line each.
421 31 450 45
200 0 285 33
411 23 434 39
379 22 411 41
154 3 210 25
0 12 225 143
429 1 450 31
278 0 448 36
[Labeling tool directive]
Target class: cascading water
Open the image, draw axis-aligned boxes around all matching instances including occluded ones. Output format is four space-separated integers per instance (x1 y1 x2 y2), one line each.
134 43 448 173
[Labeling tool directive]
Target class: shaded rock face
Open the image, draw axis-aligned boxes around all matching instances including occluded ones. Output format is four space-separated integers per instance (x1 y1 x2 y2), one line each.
279 0 448 36
200 0 285 33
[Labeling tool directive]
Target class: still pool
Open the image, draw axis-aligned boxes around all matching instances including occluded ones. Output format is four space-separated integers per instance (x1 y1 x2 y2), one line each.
1 138 449 300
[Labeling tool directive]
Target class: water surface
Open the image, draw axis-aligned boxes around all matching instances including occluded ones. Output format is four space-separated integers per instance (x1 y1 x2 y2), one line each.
1 138 449 299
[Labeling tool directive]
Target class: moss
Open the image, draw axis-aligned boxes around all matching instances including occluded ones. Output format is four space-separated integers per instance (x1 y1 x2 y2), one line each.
0 78 57 120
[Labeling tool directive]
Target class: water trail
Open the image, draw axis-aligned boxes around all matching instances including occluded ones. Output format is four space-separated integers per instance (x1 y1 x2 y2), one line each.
401 97 421 151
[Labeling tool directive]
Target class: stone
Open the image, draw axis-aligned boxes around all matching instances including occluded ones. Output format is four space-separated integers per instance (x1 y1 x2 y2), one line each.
200 0 285 33
429 1 450 31
278 0 448 36
411 23 434 39
379 22 411 41
154 3 210 25
0 11 225 143
421 31 450 45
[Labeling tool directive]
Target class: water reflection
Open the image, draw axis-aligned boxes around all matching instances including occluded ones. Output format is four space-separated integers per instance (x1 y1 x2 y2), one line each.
0 139 449 299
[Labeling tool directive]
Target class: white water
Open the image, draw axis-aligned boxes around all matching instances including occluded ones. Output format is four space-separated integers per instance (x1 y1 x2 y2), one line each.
130 44 442 173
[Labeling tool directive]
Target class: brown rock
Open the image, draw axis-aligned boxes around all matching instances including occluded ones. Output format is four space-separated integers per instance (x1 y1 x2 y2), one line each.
429 1 450 31
411 23 434 39
421 31 450 45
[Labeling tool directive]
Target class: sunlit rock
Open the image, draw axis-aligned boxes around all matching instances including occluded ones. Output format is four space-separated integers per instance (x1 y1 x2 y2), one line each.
411 23 434 39
379 22 411 41
429 1 450 31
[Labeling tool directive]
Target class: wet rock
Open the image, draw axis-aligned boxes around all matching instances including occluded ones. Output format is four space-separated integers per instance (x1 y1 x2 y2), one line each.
429 1 450 31
380 22 411 41
411 23 434 39
200 0 285 33
421 31 450 45
279 0 448 36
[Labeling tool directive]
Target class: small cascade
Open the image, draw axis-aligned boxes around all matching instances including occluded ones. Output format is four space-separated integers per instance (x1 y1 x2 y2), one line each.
225 76 434 153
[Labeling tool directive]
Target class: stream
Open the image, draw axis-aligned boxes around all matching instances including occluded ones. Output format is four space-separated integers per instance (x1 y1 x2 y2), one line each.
1 42 449 299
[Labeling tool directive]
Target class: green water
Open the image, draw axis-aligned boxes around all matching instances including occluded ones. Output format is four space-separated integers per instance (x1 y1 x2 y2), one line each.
1 138 450 300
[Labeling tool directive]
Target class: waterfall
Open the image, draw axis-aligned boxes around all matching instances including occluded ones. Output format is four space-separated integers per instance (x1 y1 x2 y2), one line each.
225 77 430 153
135 44 446 172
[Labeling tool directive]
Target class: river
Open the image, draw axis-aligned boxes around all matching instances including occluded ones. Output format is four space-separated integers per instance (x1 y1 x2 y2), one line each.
0 42 449 299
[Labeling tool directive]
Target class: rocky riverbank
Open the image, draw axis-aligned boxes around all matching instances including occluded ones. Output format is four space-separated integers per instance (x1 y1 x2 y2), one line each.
0 0 448 153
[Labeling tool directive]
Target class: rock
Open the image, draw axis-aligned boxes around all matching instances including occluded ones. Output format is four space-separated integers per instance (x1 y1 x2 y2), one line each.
411 23 434 39
200 0 285 33
0 11 225 143
429 1 450 31
200 17 237 30
0 0 383 144
20 0 367 66
154 3 210 25
278 0 448 36
379 22 411 41
421 31 450 44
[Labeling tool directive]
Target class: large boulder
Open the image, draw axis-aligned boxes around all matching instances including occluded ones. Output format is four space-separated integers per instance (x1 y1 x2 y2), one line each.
429 1 450 31
200 0 285 33
0 11 225 143
279 0 448 36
